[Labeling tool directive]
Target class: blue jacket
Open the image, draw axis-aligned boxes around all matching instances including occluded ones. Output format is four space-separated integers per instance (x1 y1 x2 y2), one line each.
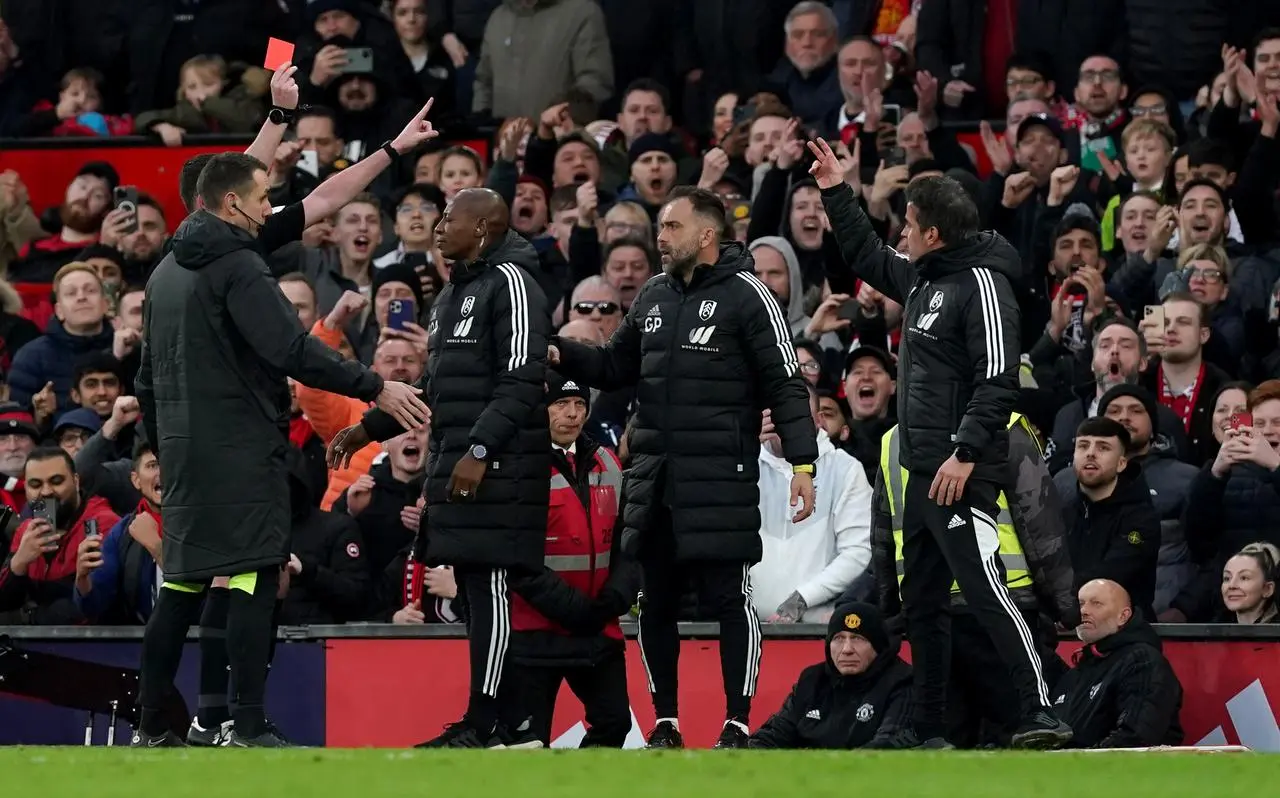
8 318 114 411
73 511 158 624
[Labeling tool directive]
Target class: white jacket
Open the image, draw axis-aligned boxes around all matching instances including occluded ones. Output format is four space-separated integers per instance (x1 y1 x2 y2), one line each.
750 432 873 622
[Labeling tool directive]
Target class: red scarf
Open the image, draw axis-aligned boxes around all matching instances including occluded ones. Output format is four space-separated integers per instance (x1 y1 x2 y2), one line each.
289 416 316 450
1157 361 1205 433
137 498 163 538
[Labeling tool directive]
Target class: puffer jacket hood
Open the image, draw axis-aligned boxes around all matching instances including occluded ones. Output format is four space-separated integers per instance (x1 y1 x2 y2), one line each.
171 210 258 271
749 236 804 327
917 230 1022 284
451 228 541 283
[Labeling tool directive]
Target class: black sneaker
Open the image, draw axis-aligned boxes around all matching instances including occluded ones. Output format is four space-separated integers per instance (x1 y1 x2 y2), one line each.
644 720 684 749
264 719 291 746
187 718 233 747
130 730 187 748
863 729 956 750
1011 712 1073 750
493 719 544 750
713 722 750 749
226 728 292 748
415 721 502 749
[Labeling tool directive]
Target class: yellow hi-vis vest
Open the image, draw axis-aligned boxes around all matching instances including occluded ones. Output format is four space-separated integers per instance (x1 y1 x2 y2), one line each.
880 413 1034 594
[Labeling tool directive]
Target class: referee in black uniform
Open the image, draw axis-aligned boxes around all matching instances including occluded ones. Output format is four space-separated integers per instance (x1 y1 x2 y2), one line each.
809 137 1072 750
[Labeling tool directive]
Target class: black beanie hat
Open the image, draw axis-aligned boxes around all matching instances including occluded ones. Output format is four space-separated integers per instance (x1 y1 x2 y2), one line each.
628 132 682 167
1097 383 1160 439
546 369 590 409
372 260 427 312
827 601 889 653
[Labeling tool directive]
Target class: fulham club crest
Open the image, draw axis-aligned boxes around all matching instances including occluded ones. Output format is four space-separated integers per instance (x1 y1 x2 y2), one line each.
461 296 475 317
698 300 717 321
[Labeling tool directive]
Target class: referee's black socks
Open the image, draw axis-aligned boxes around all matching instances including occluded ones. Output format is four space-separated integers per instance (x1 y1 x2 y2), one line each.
225 567 278 738
139 583 206 736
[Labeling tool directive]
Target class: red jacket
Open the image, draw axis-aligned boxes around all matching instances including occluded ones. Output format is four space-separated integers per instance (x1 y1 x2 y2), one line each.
511 441 625 640
0 495 120 623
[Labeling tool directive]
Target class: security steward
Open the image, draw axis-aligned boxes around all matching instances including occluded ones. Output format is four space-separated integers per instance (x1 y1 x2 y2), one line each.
748 602 913 749
501 373 640 748
874 412 1079 747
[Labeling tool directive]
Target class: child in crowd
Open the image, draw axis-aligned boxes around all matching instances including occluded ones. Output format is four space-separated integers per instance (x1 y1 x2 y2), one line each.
18 68 133 138
435 146 485 200
135 55 269 147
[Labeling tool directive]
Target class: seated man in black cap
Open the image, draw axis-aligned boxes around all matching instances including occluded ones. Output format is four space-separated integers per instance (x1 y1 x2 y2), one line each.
748 602 913 749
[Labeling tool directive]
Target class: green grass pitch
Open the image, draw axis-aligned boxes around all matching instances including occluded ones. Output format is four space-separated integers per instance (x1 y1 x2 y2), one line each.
1 748 1275 797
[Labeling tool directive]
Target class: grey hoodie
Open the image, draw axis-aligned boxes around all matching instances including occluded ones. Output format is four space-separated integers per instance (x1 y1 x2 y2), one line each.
749 236 841 351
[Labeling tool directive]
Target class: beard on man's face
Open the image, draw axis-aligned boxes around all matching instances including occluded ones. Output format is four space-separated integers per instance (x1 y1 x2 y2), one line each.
60 200 106 235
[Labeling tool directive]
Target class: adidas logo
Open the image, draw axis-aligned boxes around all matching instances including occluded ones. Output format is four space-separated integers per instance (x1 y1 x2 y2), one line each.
947 514 965 530
805 709 821 720
562 380 579 391
646 305 661 316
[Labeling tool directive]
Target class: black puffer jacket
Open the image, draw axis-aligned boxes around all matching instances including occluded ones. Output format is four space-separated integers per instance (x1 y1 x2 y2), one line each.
1052 618 1183 749
821 183 1022 482
1060 462 1162 620
555 242 818 563
331 456 425 583
749 629 913 749
362 230 550 571
279 451 370 625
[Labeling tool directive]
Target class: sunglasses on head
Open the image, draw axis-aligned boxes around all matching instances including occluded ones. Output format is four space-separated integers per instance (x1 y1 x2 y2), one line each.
574 301 619 315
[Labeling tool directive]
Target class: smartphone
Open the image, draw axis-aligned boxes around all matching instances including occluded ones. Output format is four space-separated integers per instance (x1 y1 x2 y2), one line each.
388 298 416 331
732 102 758 128
84 519 100 539
883 146 908 168
113 185 139 235
29 498 56 530
1230 412 1254 431
341 47 374 74
1144 305 1165 329
882 104 902 127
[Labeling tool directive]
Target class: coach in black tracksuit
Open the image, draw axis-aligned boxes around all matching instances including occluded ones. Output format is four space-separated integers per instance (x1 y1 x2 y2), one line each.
810 137 1070 750
552 187 818 750
333 189 550 748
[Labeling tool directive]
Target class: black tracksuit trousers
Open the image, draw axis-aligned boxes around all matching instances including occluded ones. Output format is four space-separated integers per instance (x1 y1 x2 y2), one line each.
900 476 1051 739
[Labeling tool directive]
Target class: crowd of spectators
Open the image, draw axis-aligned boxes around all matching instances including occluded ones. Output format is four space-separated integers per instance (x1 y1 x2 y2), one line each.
0 0 1279 746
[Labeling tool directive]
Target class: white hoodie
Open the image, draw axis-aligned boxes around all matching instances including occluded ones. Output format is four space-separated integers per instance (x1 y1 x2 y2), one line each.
750 432 873 622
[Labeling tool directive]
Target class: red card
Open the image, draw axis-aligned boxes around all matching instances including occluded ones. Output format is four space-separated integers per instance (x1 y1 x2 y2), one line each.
264 38 295 71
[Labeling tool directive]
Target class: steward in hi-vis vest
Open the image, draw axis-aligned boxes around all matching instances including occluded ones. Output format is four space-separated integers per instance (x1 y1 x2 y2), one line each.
872 413 1077 624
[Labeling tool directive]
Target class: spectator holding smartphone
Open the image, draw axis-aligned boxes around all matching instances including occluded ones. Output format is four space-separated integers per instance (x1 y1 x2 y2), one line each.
0 447 119 624
1172 380 1280 621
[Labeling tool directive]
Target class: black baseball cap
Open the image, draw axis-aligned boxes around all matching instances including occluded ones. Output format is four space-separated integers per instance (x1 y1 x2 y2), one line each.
844 345 895 378
1016 113 1065 147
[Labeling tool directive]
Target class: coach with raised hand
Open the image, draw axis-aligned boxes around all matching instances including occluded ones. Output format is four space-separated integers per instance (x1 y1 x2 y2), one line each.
327 188 550 749
131 152 427 748
807 136 1071 751
547 186 818 750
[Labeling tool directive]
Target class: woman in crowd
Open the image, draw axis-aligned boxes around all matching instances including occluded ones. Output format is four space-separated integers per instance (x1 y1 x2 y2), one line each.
1221 543 1279 624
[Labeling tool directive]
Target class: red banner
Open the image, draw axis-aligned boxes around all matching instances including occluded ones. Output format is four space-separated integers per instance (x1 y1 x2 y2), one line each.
324 639 1280 749
0 138 491 233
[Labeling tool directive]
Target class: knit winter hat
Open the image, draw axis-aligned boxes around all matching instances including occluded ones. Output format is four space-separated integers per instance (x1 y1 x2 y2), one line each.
1097 383 1160 439
827 601 889 653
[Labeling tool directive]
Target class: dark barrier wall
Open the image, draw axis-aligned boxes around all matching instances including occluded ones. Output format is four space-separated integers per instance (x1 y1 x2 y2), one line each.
3 624 1277 749
0 638 326 746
